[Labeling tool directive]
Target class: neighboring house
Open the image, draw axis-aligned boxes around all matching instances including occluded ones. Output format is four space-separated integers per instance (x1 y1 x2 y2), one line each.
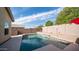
0 7 14 44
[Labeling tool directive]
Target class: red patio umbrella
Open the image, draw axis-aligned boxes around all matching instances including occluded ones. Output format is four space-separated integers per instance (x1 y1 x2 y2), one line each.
70 18 79 24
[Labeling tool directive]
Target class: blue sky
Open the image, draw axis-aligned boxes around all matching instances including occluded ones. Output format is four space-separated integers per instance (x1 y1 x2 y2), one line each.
11 7 63 28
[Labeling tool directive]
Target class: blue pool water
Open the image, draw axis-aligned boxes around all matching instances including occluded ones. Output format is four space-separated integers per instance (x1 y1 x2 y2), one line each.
20 33 70 51
20 33 48 51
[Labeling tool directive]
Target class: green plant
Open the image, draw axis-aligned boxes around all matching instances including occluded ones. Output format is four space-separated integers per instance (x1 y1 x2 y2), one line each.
56 7 79 24
45 20 53 26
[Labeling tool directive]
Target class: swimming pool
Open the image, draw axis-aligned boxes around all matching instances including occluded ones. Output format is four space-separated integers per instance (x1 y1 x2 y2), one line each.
20 33 70 51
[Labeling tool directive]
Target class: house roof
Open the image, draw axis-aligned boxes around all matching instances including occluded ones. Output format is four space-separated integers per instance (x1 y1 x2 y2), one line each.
70 18 79 24
5 7 14 22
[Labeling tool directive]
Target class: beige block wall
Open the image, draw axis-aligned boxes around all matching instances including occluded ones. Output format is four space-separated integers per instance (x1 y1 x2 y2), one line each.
11 27 42 36
42 24 79 43
0 8 11 44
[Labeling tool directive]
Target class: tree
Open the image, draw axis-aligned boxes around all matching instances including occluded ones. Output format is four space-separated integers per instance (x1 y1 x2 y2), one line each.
45 20 53 26
56 7 79 25
37 25 43 29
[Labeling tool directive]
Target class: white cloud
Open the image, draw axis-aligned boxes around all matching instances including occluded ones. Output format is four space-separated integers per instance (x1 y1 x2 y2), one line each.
12 7 63 25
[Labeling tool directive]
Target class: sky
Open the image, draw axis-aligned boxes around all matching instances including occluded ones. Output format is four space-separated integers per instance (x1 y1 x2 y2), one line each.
11 7 63 28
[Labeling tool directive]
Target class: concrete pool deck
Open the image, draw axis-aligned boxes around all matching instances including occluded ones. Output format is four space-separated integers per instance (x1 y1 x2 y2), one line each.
0 35 22 51
34 44 62 51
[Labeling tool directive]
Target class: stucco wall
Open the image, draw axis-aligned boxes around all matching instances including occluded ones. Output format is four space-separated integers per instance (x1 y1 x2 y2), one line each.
0 8 11 44
42 24 79 43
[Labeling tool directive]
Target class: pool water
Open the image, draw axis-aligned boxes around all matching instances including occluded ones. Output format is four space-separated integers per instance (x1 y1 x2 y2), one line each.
20 34 48 51
20 33 70 51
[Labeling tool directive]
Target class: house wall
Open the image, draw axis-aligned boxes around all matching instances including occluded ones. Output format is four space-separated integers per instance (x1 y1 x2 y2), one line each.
42 24 79 43
0 8 12 44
